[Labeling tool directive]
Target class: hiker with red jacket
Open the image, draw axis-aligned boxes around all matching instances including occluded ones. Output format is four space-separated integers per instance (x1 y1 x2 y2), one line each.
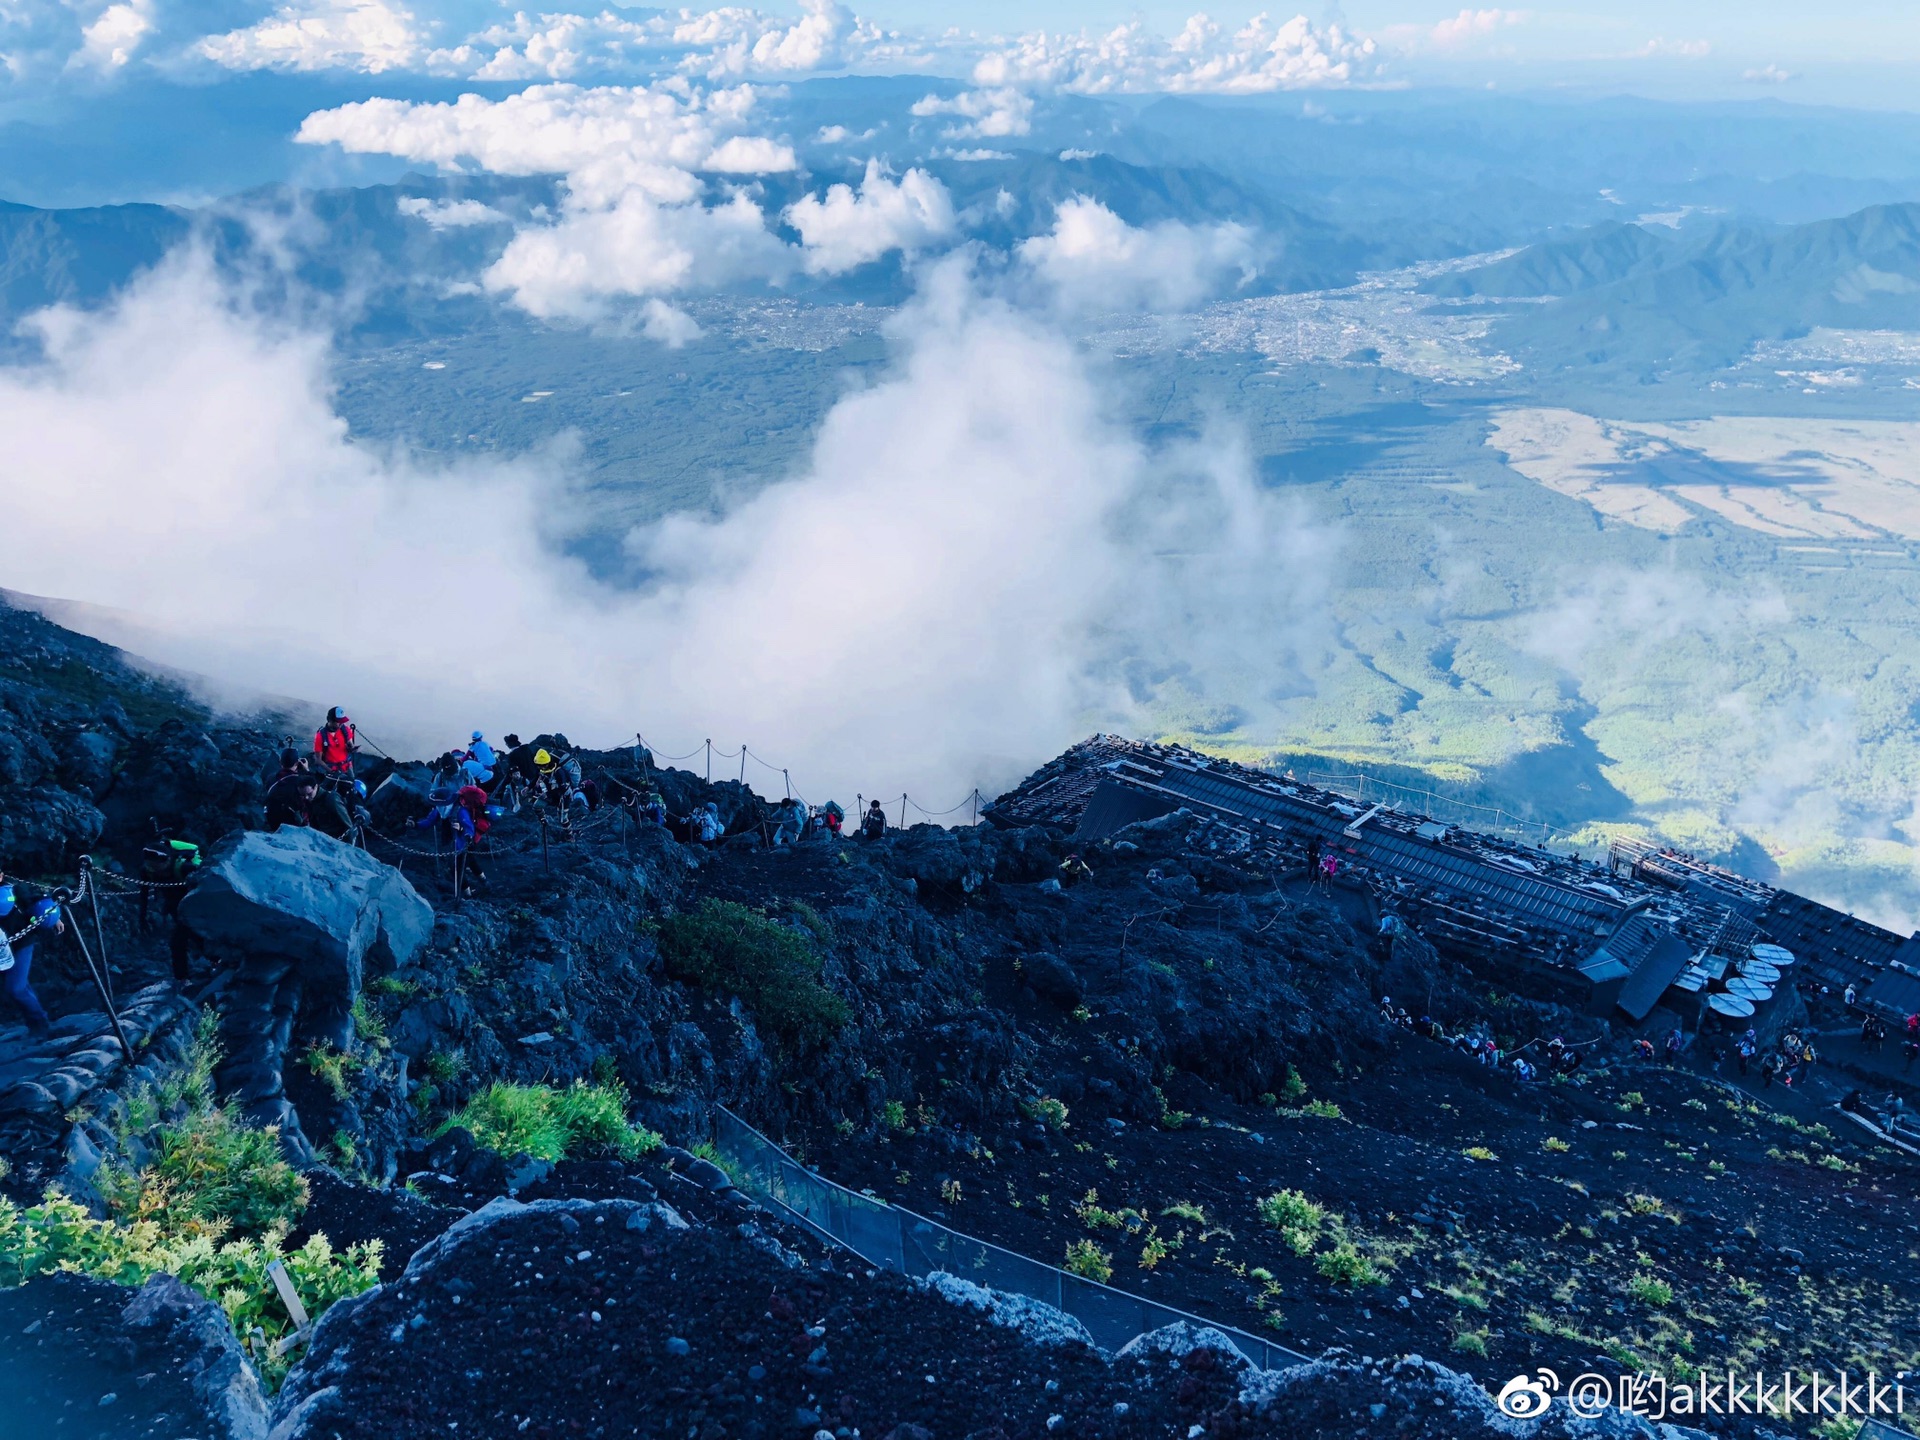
313 706 357 776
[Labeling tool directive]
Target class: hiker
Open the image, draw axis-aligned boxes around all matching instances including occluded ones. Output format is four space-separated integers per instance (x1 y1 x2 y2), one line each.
466 732 498 771
1060 852 1094 887
1845 982 1858 1008
0 876 62 1035
861 800 888 840
1737 1036 1754 1075
1634 1037 1655 1062
1760 1053 1778 1088
1906 1013 1919 1043
309 774 366 840
312 706 357 776
137 835 201 933
1905 1039 1919 1072
770 796 806 847
264 770 321 832
454 783 492 890
1664 1027 1685 1065
1305 834 1322 881
639 792 668 829
692 802 724 845
272 746 308 784
1318 853 1339 890
812 801 845 839
457 745 494 789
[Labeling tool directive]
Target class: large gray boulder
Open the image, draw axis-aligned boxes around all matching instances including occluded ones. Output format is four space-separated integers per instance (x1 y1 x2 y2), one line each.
182 827 432 975
182 829 432 1054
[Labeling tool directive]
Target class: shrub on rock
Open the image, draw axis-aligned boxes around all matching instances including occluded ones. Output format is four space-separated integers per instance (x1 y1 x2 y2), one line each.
657 899 849 1047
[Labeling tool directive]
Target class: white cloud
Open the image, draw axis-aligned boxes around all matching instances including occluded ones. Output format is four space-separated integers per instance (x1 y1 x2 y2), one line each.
1058 148 1097 161
74 0 153 69
1742 62 1794 84
1630 37 1711 58
1425 8 1526 49
973 13 1379 95
785 160 956 274
816 123 876 143
1017 196 1258 314
484 189 791 318
642 298 703 346
0 252 1329 810
298 83 794 206
911 86 1033 139
199 0 427 74
396 196 510 228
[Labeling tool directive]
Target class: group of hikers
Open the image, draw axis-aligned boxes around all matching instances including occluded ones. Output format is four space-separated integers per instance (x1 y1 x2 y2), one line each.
258 708 907 897
1376 997 1587 1082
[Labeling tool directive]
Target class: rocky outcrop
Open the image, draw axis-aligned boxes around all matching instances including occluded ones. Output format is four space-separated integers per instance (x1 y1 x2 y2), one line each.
0 982 201 1183
181 830 432 1160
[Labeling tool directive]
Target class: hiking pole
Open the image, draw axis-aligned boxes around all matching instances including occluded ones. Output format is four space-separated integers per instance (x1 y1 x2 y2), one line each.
453 850 463 907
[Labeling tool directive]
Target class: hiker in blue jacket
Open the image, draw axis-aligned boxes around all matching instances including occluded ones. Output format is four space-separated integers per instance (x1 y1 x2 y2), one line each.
0 876 63 1036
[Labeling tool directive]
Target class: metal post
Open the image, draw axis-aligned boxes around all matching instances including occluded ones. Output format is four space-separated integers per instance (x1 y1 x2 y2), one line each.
740 745 747 783
60 900 133 1062
899 793 907 828
970 789 979 826
705 739 712 782
540 814 550 869
783 769 791 799
453 849 463 906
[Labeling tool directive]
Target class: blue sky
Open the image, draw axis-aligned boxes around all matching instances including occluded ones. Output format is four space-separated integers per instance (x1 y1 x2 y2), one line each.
2 1 1918 205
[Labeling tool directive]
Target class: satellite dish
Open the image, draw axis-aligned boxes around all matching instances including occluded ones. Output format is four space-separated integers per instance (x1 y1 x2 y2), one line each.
1709 992 1756 1018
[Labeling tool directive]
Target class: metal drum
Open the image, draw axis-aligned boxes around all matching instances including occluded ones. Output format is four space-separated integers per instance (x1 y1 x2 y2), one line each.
1750 943 1796 968
1740 960 1781 984
1726 977 1774 1003
1709 992 1756 1018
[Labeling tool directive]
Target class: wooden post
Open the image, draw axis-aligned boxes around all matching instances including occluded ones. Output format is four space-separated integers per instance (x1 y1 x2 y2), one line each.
540 814 550 869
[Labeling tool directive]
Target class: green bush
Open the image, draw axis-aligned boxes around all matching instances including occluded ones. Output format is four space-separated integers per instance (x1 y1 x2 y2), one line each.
1628 1272 1673 1308
103 1108 309 1236
658 900 849 1047
1314 1240 1387 1288
441 1081 661 1163
0 1191 379 1390
1063 1238 1113 1283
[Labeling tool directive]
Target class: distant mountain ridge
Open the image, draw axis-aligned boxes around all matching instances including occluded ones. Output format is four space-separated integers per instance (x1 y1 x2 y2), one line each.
1430 201 1920 373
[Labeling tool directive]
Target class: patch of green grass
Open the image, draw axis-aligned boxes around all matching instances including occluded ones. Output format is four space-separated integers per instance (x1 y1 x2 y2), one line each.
441 1081 660 1163
1543 1136 1570 1153
423 1048 468 1086
100 1107 310 1238
350 996 387 1049
365 976 419 1000
881 1099 909 1131
658 900 849 1047
1462 1146 1497 1162
1293 1099 1343 1120
1281 1065 1309 1102
303 1044 360 1102
1161 1200 1209 1224
1450 1327 1489 1357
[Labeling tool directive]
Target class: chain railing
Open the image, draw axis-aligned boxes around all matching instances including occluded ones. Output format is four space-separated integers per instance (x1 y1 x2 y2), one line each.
711 1107 1309 1372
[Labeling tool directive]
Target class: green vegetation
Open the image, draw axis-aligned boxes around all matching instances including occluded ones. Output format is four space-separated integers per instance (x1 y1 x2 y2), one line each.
1628 1273 1674 1308
1463 1146 1498 1162
1543 1136 1570 1153
1450 1327 1489 1357
1161 1200 1209 1224
1022 1096 1069 1131
1064 1238 1113 1283
0 1012 376 1390
1258 1189 1326 1255
303 1043 360 1102
1280 1065 1308 1102
441 1081 660 1163
881 1099 909 1131
1315 1240 1388 1288
101 1108 309 1235
658 900 848 1047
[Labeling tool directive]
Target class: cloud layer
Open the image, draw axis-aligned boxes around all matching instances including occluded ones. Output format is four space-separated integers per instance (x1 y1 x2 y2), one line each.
1 252 1328 806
